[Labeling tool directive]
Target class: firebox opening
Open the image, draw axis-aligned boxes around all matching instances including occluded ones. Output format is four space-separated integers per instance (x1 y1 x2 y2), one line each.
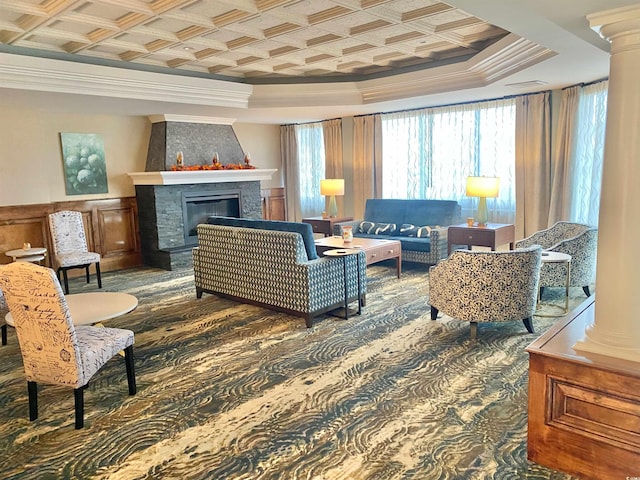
182 190 241 245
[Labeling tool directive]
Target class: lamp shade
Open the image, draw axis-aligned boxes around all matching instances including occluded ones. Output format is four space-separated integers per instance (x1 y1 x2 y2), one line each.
466 176 500 198
320 179 345 196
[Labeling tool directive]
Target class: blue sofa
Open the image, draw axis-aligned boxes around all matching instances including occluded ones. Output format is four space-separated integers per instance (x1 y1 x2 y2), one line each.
193 217 366 328
341 199 461 265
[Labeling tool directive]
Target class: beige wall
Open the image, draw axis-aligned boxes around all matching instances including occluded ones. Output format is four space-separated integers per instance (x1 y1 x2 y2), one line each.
233 122 282 190
0 107 283 206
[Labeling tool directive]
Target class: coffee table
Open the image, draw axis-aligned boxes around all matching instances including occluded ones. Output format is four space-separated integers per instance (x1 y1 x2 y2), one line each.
315 236 401 278
5 292 138 327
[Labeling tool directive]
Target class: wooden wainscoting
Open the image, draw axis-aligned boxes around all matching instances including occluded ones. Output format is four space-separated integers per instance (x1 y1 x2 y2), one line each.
261 187 286 220
0 198 142 275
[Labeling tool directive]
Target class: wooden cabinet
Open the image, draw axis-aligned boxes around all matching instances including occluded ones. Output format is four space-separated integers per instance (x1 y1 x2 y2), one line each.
526 297 640 479
0 198 141 273
261 187 286 220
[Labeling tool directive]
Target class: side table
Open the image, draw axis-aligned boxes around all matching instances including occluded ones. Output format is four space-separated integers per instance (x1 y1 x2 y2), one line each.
535 251 572 316
5 247 48 265
322 248 362 319
447 223 515 254
302 216 353 236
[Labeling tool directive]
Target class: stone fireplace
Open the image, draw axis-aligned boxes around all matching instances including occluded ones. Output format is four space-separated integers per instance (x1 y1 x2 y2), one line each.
129 115 276 270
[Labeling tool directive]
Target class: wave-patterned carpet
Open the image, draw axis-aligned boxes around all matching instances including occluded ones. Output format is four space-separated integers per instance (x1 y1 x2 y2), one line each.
0 261 585 480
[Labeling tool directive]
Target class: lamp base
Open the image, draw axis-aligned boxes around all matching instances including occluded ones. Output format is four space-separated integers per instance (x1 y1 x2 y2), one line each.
476 197 489 226
328 196 338 218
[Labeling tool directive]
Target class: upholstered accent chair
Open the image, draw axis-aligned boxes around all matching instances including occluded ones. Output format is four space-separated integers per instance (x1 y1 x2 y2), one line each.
0 289 7 346
429 246 542 339
0 262 135 429
515 221 597 297
48 210 102 294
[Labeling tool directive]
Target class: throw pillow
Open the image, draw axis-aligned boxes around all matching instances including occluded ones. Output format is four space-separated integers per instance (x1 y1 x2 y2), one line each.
416 226 432 237
399 224 418 236
372 223 397 235
359 221 375 234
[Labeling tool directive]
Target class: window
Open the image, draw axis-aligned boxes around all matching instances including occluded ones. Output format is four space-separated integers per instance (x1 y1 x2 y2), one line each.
570 81 607 226
295 122 325 218
380 99 516 223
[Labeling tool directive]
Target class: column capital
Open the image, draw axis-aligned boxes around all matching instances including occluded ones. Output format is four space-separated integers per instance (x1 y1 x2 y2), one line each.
588 5 640 52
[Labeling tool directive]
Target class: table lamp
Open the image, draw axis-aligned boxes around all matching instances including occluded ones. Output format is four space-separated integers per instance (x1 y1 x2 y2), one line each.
320 179 344 218
466 176 500 226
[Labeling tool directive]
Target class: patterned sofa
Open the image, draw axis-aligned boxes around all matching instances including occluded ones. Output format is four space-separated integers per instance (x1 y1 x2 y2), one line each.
429 245 542 339
340 199 461 265
515 221 597 297
193 217 366 328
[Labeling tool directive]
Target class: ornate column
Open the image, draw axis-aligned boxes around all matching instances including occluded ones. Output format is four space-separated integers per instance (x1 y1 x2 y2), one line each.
573 5 640 362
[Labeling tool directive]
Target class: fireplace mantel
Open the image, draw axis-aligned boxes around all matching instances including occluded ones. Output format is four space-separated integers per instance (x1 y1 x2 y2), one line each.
128 169 277 185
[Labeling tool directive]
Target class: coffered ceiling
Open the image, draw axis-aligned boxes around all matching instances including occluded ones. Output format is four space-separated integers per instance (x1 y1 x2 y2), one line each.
0 0 637 123
0 0 509 82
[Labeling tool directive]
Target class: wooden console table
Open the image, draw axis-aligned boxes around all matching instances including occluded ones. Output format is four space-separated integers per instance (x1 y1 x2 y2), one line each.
447 223 515 254
526 296 640 479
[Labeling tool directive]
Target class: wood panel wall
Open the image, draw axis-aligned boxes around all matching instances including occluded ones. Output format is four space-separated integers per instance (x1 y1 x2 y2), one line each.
0 198 141 275
0 189 286 277
261 187 286 220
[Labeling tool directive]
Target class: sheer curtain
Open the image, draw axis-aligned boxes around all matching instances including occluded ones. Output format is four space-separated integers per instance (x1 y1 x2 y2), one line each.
570 81 608 226
380 99 516 223
294 122 325 219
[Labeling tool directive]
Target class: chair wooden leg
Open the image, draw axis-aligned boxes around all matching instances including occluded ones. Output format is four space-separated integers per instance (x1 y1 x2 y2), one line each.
124 345 136 395
27 381 38 421
430 307 439 320
85 265 90 284
523 317 535 333
74 387 84 429
1 324 6 345
95 262 102 289
582 285 591 297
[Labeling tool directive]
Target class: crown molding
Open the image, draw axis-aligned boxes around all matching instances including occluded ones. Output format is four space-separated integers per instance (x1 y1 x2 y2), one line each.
148 115 236 125
357 34 556 104
0 33 554 112
0 52 252 109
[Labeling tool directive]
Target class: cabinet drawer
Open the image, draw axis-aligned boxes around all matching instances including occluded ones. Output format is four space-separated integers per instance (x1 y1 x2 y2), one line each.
379 244 400 260
457 229 494 244
365 246 385 264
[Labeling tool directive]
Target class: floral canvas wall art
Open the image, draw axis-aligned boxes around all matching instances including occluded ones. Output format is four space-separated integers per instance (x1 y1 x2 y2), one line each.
60 133 109 195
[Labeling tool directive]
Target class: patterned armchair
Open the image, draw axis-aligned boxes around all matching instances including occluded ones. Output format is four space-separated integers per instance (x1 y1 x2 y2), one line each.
48 210 102 294
0 262 136 429
429 246 542 339
193 223 367 328
515 221 597 297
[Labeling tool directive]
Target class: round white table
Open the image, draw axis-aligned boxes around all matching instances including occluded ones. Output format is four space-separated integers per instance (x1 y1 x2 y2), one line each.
5 247 47 264
536 251 572 316
5 292 138 327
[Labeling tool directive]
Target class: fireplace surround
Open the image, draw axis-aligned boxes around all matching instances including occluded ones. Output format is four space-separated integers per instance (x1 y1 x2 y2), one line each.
129 115 277 270
134 179 264 270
